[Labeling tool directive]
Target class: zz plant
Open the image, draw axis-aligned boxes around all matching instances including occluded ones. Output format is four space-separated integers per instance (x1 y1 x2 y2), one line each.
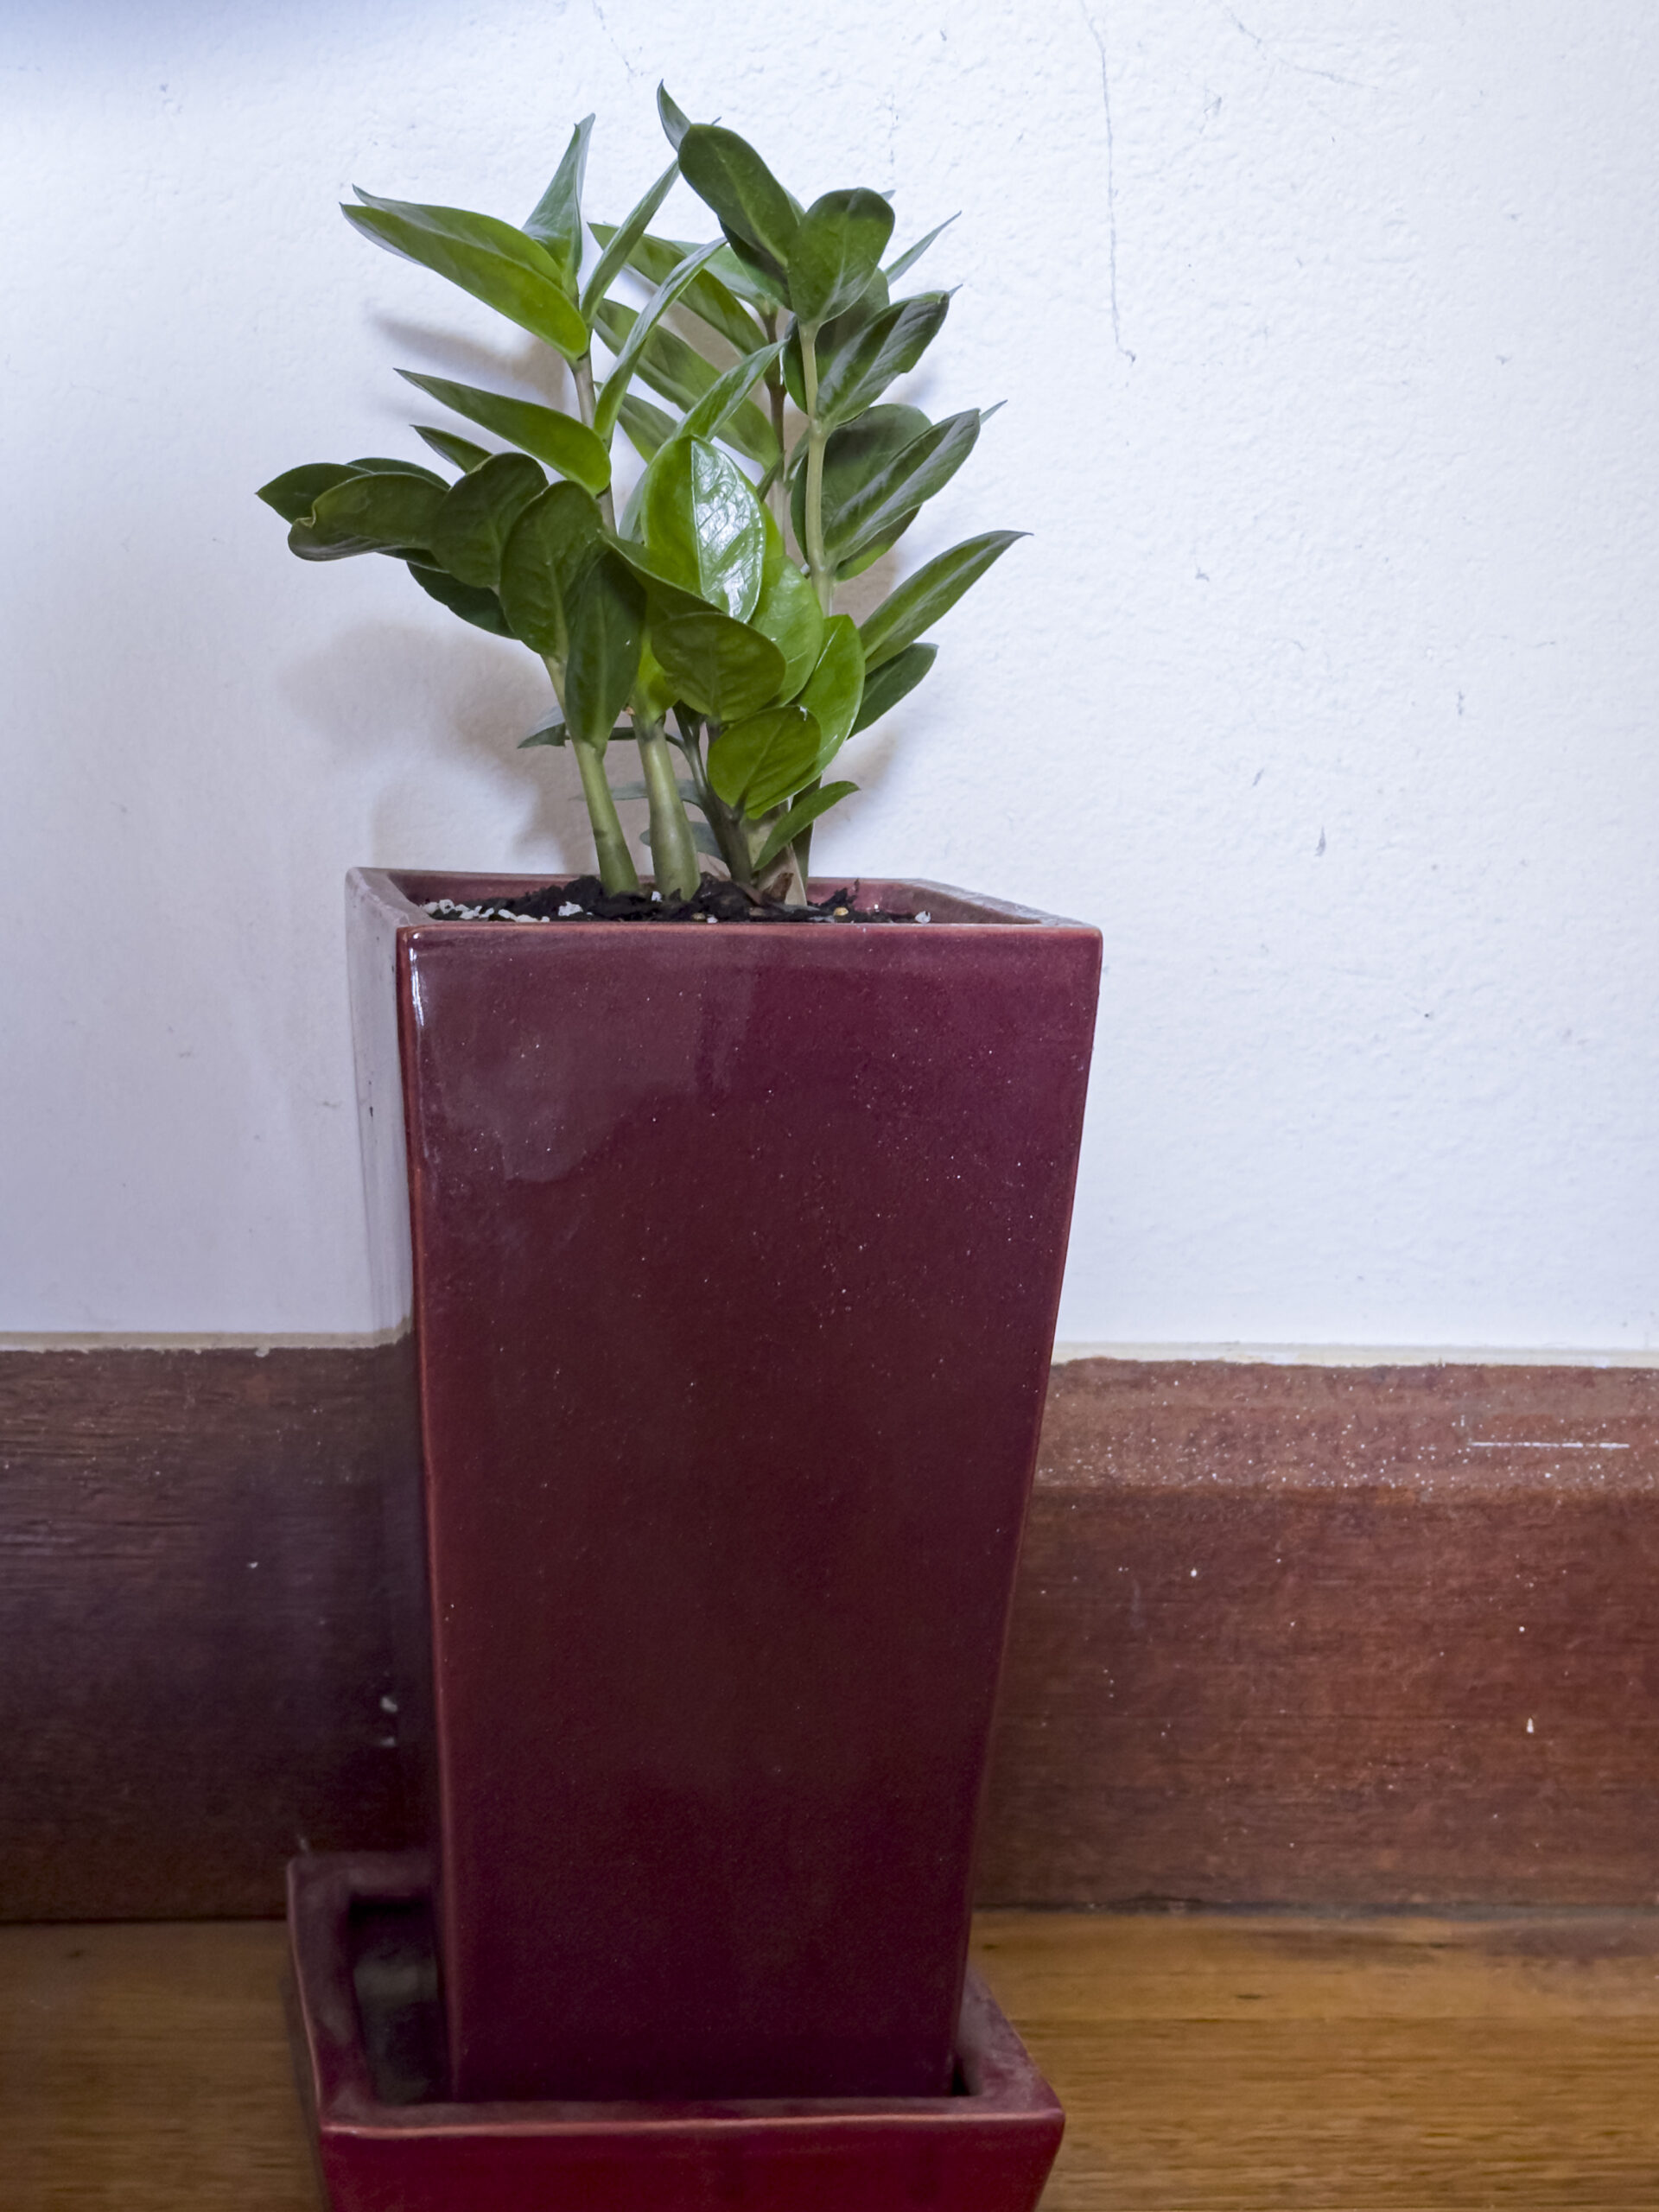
259 87 1022 903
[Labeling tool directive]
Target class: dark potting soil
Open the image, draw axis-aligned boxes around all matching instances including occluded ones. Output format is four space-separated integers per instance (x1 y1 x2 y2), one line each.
422 875 929 925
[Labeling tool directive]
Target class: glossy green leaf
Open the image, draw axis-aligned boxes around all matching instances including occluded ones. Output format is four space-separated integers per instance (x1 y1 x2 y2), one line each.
499 481 605 657
591 301 777 468
781 276 889 409
397 371 611 494
257 461 360 522
594 238 725 442
858 529 1027 669
640 436 766 620
703 241 785 310
884 214 957 285
708 702 823 817
681 341 785 445
521 115 593 295
849 639 935 734
749 512 823 698
345 194 588 359
631 637 680 723
787 188 894 327
406 560 513 635
429 452 548 588
798 615 865 769
413 425 494 472
346 455 448 482
603 526 714 616
579 159 678 320
518 709 568 747
587 226 765 354
290 469 444 560
823 407 984 564
677 125 798 291
816 292 949 427
649 607 785 722
657 83 694 151
751 779 858 873
616 393 677 465
836 508 918 581
790 404 928 554
563 550 645 748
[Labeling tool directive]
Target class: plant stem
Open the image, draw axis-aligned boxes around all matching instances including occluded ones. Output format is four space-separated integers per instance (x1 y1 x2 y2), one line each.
798 324 834 615
635 717 701 899
572 734 639 894
762 313 786 528
571 353 616 531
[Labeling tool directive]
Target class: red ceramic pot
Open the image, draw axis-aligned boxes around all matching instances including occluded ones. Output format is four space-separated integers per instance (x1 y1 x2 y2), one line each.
346 869 1099 2106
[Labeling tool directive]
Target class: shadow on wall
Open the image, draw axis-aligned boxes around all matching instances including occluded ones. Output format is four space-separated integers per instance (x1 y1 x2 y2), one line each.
280 618 595 874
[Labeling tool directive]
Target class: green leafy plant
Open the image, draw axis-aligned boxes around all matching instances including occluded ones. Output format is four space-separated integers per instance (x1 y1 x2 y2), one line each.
259 88 1024 902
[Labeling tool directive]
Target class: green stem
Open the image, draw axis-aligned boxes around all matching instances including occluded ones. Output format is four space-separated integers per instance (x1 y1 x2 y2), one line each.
762 313 786 529
572 353 616 531
798 324 834 615
572 734 639 894
634 716 701 900
677 722 752 885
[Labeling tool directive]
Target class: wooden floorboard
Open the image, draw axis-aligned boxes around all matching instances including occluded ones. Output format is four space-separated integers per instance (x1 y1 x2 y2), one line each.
7 1910 1659 2208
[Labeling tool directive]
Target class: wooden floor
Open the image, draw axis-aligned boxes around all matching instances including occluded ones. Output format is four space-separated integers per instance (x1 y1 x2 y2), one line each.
5 1910 1659 2208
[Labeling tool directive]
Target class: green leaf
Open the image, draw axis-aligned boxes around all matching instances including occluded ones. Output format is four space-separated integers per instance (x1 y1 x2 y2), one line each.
290 469 445 560
798 616 865 770
563 550 645 748
816 292 949 428
639 436 766 620
521 115 594 296
413 425 494 472
884 214 957 285
346 455 448 482
677 124 798 291
579 159 678 321
588 225 765 355
703 241 786 310
749 512 824 698
837 509 918 581
823 407 985 565
681 341 785 444
752 779 858 874
859 529 1027 670
345 193 588 360
518 709 568 747
781 277 890 410
788 188 895 327
658 84 694 151
603 527 713 616
594 238 725 442
708 703 823 817
591 301 777 467
790 403 928 554
257 462 360 522
406 560 514 635
499 481 605 657
650 607 785 722
631 636 681 723
617 393 677 464
849 639 935 735
429 451 548 588
396 371 611 494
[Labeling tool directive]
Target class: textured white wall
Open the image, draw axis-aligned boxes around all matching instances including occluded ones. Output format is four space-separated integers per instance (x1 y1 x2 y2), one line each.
3 3 1657 1344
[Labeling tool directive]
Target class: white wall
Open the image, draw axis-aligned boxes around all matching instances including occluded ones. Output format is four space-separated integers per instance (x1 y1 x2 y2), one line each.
3 2 1657 1345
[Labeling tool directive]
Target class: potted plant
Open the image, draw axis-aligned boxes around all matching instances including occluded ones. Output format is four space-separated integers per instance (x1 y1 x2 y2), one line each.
271 87 1096 2212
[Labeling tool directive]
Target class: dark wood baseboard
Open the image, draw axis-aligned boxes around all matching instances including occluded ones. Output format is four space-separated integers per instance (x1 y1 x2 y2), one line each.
3 1347 1656 1919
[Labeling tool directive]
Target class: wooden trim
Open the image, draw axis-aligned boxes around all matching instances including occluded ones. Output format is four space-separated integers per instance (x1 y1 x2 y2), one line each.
4 1348 1658 1919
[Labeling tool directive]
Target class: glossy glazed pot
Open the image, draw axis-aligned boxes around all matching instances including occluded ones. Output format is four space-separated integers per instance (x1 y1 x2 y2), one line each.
346 868 1099 2106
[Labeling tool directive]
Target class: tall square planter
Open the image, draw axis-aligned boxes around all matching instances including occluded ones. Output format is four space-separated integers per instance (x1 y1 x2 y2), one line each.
345 868 1100 2107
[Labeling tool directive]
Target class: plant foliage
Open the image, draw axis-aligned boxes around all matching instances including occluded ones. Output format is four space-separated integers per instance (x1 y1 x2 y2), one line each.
258 89 1024 899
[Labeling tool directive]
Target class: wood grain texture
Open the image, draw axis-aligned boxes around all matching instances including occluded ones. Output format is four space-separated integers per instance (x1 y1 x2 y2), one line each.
979 1358 1659 1907
6 1349 1659 1919
969 1909 1659 2209
10 1910 1659 2209
0 1345 417 1919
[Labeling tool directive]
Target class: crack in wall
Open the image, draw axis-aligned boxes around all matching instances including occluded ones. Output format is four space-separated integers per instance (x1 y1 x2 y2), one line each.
1076 0 1135 365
